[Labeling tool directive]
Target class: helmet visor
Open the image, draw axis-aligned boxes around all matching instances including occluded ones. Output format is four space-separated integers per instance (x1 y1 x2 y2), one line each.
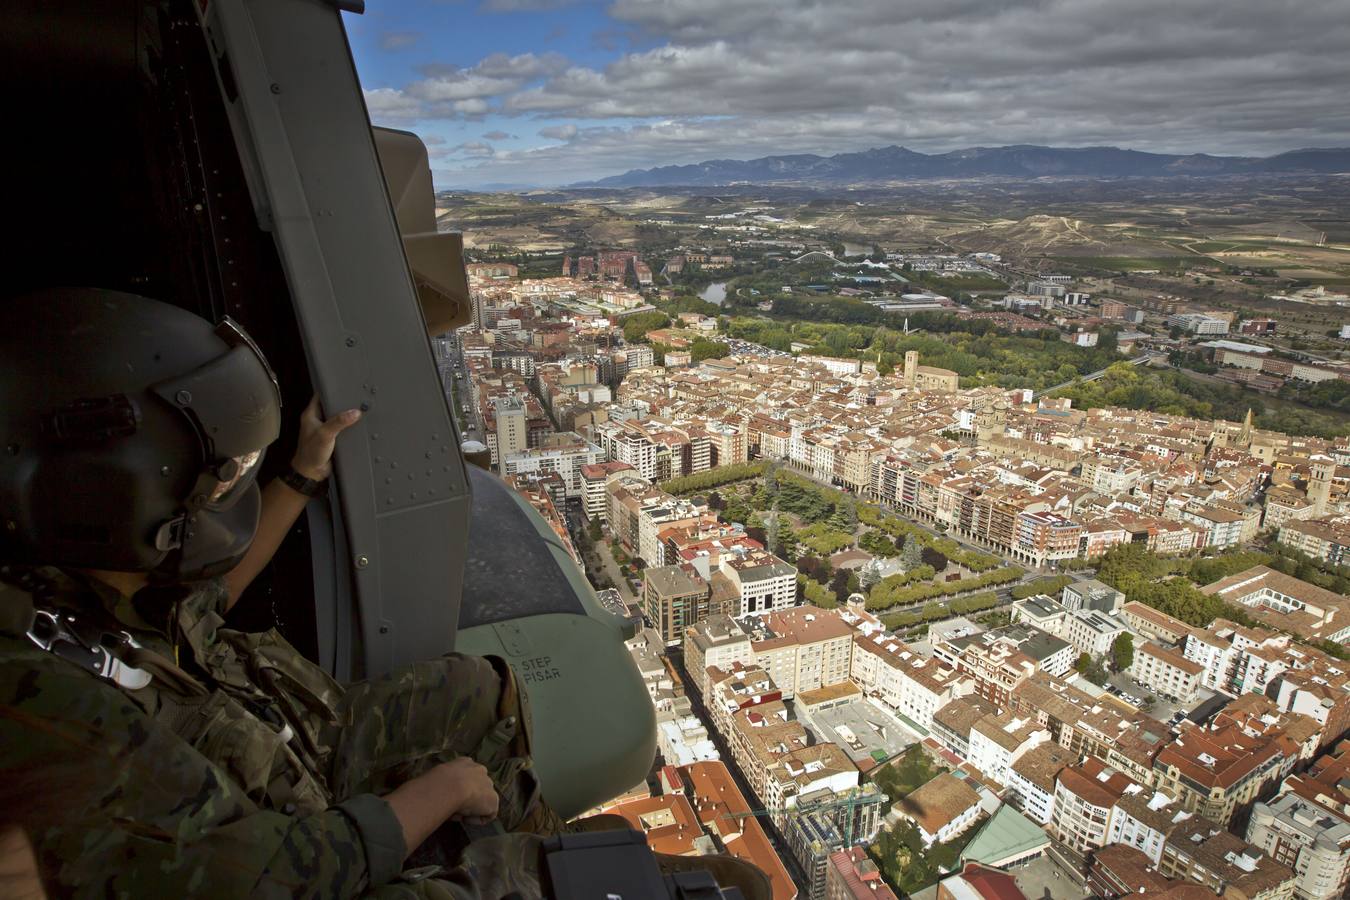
206 447 265 509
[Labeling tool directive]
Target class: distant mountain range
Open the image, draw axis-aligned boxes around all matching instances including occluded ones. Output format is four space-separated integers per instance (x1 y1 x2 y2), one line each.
572 145 1350 188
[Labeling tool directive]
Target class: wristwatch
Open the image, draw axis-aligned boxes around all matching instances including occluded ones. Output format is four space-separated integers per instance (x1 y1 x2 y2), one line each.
279 466 328 498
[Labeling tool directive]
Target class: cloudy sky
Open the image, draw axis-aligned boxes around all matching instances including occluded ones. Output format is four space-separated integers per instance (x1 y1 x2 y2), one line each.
345 0 1350 189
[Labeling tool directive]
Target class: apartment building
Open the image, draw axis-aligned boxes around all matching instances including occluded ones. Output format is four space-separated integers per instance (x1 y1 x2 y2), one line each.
605 475 713 566
825 847 899 900
1152 723 1286 828
1052 759 1138 854
850 633 973 734
500 431 603 498
1279 518 1350 567
722 550 797 618
1061 609 1130 658
1176 503 1246 549
1248 792 1350 900
580 460 634 523
939 631 1042 707
707 663 782 738
1132 642 1203 703
932 696 1000 759
1159 817 1295 900
745 606 854 700
966 712 1051 787
1007 741 1076 825
685 615 755 696
643 563 734 645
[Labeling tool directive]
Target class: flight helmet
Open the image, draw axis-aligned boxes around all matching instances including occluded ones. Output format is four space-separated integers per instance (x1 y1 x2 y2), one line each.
0 288 282 581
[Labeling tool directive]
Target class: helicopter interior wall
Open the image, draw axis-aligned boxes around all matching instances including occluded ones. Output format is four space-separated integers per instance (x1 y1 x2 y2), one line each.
1 0 324 660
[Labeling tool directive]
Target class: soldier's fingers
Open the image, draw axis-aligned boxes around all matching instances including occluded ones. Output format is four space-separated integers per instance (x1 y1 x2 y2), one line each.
318 409 362 439
301 394 323 426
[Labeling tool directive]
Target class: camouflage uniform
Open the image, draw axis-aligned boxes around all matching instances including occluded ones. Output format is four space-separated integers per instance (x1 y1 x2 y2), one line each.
0 567 544 898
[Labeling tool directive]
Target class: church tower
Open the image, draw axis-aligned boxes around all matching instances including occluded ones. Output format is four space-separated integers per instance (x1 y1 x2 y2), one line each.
1309 458 1335 515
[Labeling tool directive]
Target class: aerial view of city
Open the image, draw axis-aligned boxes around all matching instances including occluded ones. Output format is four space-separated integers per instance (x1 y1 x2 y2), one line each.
5 1 1350 899
382 1 1350 895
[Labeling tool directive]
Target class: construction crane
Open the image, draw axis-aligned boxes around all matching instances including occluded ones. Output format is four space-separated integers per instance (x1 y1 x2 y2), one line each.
719 786 889 848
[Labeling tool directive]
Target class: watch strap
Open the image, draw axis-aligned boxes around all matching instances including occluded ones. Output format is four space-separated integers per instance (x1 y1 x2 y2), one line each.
280 467 328 498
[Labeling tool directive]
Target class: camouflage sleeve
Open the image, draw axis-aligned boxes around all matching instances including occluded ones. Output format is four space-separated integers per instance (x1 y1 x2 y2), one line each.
0 648 405 899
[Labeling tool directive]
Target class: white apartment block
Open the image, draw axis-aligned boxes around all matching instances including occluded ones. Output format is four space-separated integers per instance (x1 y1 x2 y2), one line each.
1106 792 1174 865
721 551 797 618
501 433 603 497
849 633 973 734
1061 609 1129 658
1168 313 1230 336
1248 792 1350 900
1007 756 1060 826
967 713 1050 787
1132 642 1203 703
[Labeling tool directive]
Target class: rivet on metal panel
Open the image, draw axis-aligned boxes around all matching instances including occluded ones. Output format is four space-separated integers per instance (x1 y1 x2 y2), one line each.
355 556 370 569
492 622 533 657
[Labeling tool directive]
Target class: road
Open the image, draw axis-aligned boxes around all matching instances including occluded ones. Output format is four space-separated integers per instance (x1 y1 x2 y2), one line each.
596 541 638 603
1036 351 1161 399
444 338 482 442
667 647 812 889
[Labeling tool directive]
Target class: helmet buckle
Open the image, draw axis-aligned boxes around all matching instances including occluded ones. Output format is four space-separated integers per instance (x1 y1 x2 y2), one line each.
154 516 187 551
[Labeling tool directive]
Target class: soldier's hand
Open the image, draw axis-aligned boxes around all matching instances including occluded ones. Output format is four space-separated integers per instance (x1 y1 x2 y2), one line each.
439 757 500 822
291 395 361 481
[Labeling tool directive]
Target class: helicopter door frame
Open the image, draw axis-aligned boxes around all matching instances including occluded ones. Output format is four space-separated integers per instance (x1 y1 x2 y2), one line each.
192 0 471 678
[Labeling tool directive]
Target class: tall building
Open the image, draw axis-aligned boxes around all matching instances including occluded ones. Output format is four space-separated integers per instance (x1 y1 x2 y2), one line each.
643 564 733 645
494 394 527 473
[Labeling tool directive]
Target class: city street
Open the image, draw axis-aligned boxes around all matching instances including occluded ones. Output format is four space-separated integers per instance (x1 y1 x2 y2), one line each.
596 540 638 603
667 647 811 889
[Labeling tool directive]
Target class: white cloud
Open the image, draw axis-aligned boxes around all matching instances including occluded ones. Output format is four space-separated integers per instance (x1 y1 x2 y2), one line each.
538 124 579 140
366 0 1350 184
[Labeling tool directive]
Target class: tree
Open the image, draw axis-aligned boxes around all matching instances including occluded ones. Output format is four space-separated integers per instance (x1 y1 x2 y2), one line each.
830 569 853 605
858 559 883 591
1112 633 1135 672
1075 652 1109 686
588 516 603 544
900 535 923 570
920 546 948 571
706 491 725 511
